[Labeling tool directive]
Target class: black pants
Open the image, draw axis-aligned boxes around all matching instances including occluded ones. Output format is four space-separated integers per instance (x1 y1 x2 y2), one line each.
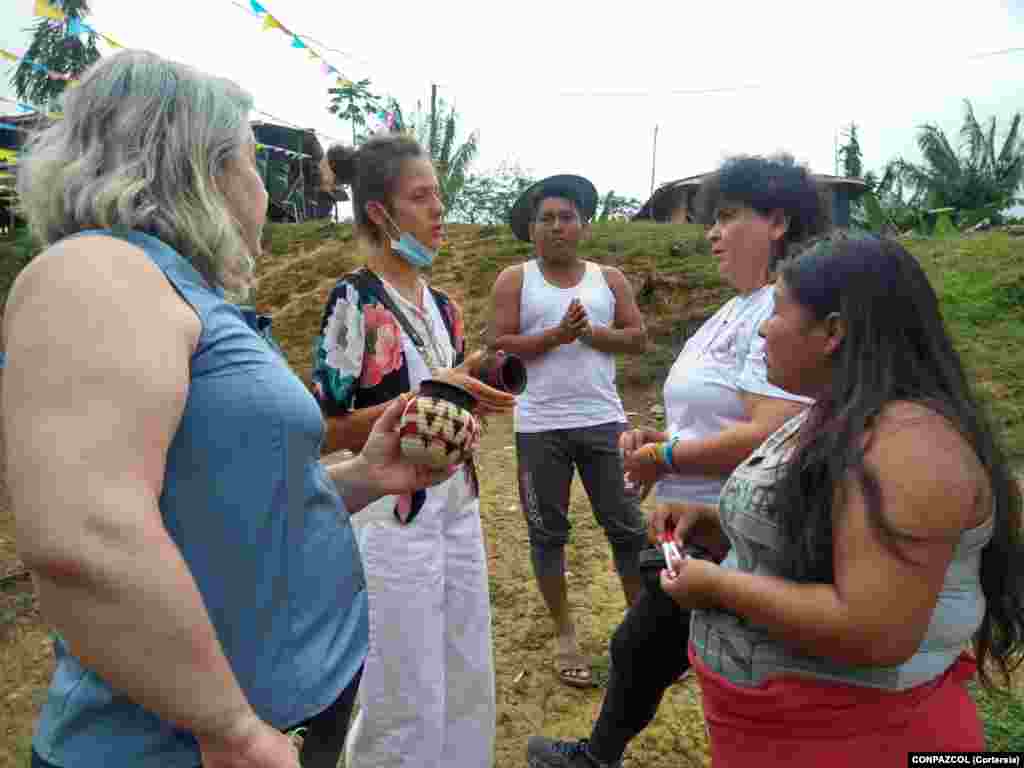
30 666 362 768
589 583 693 764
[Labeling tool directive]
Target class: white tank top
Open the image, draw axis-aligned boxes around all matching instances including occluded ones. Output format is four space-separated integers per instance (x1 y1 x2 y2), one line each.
514 259 626 433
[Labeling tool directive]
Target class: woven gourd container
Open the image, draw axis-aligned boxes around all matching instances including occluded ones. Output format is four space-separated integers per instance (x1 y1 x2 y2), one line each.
399 380 482 469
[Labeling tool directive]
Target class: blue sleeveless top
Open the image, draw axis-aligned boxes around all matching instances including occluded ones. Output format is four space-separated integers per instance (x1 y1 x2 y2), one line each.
26 230 368 767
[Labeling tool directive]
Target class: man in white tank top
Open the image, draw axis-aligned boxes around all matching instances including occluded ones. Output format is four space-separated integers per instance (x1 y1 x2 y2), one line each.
486 175 648 688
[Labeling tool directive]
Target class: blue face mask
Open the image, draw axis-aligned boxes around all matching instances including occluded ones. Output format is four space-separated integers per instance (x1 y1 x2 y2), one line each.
393 232 437 268
381 209 438 268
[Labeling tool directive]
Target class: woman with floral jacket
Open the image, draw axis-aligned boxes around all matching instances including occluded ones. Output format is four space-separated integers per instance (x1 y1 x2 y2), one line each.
311 134 513 768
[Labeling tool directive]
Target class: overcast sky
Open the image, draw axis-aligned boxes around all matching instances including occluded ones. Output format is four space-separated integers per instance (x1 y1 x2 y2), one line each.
3 0 1024 208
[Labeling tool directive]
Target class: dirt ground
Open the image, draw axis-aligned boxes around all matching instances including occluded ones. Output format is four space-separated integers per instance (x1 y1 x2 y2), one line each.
0 381 711 768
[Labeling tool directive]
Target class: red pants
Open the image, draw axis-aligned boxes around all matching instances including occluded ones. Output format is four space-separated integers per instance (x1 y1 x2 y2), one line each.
690 644 985 767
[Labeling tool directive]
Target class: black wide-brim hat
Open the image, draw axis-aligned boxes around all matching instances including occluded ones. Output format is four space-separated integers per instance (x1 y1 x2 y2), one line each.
508 174 599 242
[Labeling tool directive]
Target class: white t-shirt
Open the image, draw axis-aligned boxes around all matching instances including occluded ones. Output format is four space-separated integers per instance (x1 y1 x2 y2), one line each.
654 284 812 505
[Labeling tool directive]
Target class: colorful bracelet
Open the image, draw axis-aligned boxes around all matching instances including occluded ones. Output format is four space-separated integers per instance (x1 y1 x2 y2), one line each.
661 436 680 472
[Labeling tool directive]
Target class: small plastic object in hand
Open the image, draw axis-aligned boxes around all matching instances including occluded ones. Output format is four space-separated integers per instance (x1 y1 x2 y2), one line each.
660 531 685 574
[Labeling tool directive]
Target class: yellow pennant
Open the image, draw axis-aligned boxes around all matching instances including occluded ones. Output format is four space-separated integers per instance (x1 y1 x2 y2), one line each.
34 0 65 21
262 14 283 31
336 77 353 88
101 34 123 49
0 50 19 62
0 148 18 163
307 49 319 60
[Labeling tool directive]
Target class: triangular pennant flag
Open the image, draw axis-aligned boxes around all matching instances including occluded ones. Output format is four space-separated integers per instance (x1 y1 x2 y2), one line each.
336 77 353 88
0 123 20 131
262 14 283 31
291 35 306 49
320 61 331 76
101 34 123 49
0 50 19 62
250 0 266 13
16 103 35 114
34 0 65 21
67 18 85 36
307 49 319 60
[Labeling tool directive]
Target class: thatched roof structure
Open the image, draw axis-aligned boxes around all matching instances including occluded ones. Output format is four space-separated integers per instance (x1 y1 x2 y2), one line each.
634 172 868 228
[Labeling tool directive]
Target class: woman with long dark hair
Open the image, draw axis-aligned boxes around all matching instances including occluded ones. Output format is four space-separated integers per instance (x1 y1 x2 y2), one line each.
658 234 1024 764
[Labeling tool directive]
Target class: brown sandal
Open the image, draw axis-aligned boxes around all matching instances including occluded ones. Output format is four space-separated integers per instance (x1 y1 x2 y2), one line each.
553 649 596 688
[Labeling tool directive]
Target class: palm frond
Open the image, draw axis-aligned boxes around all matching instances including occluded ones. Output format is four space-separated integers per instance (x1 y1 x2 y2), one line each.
441 130 478 211
438 109 457 171
917 124 962 186
960 99 987 173
997 113 1023 173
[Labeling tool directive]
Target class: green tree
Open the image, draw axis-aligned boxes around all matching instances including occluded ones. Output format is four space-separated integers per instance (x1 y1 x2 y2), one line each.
899 99 1024 225
838 122 864 179
448 163 534 225
398 92 479 213
12 0 101 109
596 190 643 221
327 78 382 146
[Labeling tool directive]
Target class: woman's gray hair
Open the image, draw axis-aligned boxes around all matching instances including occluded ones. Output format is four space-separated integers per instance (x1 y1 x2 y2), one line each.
16 49 256 292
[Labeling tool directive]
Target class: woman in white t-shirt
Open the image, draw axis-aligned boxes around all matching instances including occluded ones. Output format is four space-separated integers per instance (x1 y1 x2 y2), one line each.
527 153 827 768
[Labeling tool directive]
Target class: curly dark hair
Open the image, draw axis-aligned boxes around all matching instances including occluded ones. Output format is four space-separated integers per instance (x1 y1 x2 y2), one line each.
696 153 828 266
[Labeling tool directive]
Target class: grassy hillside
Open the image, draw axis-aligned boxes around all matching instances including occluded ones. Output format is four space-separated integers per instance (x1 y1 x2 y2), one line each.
252 221 1024 460
1 222 1023 765
0 221 1020 454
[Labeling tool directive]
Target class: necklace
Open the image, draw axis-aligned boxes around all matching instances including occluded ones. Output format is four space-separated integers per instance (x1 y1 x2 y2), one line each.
380 277 450 374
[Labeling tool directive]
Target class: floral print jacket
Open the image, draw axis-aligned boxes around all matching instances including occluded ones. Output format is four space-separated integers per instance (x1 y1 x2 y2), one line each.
311 268 471 519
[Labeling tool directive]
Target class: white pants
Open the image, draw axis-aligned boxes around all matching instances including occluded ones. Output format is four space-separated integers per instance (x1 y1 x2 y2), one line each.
345 467 496 768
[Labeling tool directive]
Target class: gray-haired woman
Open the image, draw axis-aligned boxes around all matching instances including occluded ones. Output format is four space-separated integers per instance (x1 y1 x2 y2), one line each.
5 49 458 768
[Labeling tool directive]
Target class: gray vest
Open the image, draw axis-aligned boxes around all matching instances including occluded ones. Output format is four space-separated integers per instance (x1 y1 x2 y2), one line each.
690 412 992 690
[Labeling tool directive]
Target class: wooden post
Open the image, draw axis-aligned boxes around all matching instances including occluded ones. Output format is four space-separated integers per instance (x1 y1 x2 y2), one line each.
650 125 659 196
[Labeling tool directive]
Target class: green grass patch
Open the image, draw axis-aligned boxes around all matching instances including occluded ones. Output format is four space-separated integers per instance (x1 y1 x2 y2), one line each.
263 220 353 259
970 682 1024 751
0 228 40 306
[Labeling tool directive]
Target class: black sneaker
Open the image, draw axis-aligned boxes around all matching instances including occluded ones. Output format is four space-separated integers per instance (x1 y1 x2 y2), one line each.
526 736 623 768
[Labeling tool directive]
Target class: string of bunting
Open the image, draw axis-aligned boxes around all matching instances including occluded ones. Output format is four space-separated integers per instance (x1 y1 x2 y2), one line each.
4 1 393 146
0 96 306 161
255 142 310 160
242 1 397 133
0 95 62 121
32 0 125 50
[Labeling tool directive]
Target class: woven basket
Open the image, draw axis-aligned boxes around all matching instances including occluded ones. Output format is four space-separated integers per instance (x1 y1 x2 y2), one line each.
398 381 482 469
